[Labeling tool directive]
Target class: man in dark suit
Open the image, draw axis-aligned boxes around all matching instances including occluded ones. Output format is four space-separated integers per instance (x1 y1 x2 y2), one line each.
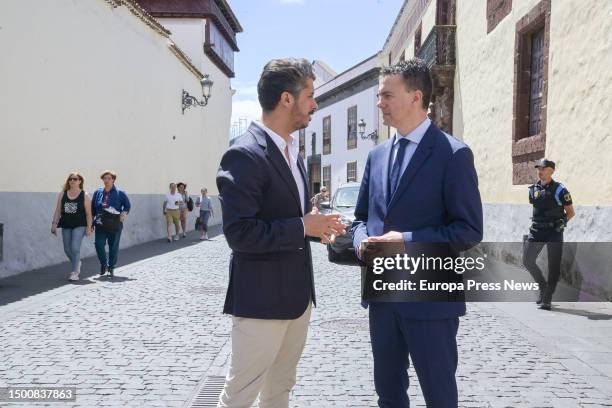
216 58 346 408
352 59 483 407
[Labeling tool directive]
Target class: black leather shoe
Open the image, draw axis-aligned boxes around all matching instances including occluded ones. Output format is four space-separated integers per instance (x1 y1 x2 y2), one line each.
540 290 552 310
100 265 107 276
536 283 547 305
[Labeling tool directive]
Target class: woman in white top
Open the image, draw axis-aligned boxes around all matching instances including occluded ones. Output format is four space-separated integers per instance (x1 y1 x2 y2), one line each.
163 183 184 242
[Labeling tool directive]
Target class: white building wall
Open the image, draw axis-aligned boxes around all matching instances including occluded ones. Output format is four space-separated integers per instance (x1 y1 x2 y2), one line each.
302 86 379 198
0 0 231 277
157 17 234 197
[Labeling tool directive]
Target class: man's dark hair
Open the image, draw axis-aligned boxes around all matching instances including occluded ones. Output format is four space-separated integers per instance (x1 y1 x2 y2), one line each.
257 58 315 112
380 58 432 110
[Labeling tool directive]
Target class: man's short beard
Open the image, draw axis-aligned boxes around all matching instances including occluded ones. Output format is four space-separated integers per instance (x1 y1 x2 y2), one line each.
291 106 310 131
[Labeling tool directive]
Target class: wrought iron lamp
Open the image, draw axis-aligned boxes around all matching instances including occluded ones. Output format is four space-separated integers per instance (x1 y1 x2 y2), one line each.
358 119 378 141
182 74 214 114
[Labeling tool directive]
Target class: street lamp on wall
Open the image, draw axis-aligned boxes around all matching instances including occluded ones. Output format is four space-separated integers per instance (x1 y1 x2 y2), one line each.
182 74 214 114
358 118 378 141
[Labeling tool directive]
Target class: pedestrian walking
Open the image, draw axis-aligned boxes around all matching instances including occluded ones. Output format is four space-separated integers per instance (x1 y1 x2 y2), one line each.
92 170 131 278
523 159 575 310
310 186 329 211
164 183 184 242
51 172 93 281
196 188 214 240
177 182 191 238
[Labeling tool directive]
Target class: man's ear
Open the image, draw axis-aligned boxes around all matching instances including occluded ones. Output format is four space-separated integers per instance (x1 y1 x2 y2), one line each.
280 91 294 108
413 89 423 106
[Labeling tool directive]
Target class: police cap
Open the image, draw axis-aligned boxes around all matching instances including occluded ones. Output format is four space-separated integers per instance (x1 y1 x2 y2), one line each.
534 158 555 169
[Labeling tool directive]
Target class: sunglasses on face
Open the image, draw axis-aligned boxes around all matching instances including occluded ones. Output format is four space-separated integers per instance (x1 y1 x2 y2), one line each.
69 178 80 181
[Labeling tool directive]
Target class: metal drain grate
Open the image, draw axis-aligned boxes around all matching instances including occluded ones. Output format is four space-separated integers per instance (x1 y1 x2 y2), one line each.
187 375 226 407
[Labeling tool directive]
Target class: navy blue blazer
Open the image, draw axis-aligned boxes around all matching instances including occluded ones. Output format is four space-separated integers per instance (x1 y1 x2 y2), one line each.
352 122 483 319
216 123 314 320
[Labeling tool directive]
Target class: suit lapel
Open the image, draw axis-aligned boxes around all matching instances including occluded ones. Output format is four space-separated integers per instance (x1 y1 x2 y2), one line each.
249 123 303 215
381 139 394 206
387 125 436 210
297 155 310 214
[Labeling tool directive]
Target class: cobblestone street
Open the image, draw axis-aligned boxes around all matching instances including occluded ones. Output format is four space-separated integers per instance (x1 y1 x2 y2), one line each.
1 233 612 407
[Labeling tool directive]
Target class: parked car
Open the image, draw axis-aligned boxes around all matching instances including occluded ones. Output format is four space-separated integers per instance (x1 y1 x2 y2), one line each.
321 182 360 262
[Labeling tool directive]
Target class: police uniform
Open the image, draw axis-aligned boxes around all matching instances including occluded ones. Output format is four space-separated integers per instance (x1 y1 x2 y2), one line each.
522 159 572 309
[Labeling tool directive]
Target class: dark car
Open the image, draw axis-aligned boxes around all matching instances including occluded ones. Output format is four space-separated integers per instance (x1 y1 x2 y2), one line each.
321 182 360 262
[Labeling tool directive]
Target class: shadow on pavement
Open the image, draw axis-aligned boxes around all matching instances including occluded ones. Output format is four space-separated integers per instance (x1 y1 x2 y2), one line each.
0 225 223 307
92 276 138 283
551 307 612 320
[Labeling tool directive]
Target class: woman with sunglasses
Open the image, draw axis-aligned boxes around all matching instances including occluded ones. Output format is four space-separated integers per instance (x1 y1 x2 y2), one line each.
51 172 93 281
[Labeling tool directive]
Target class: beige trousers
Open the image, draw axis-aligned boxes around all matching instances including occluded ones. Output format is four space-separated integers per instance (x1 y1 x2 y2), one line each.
217 303 312 408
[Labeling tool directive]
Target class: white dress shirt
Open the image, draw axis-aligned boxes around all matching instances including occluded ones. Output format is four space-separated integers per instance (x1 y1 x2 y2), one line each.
254 120 307 219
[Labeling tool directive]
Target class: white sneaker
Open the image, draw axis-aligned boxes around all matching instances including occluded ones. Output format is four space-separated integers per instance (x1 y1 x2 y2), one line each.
174 235 180 241
68 272 79 281
204 233 209 240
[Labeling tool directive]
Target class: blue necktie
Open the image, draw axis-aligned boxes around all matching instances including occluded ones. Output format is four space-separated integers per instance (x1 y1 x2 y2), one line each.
388 138 410 202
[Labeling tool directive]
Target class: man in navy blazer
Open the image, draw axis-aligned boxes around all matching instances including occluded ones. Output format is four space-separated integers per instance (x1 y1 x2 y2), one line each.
352 59 483 407
216 59 345 408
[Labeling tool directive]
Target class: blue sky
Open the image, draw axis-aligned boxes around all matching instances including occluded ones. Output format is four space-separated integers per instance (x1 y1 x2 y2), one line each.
229 0 404 130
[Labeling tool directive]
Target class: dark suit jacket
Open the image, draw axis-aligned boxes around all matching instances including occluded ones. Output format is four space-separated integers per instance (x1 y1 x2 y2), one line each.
216 123 314 319
352 122 483 319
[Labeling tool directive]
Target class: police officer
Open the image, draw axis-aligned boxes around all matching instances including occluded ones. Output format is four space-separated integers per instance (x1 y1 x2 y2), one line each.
523 159 575 310
311 186 329 211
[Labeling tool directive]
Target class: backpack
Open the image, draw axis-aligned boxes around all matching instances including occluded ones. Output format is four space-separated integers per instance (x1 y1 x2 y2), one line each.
187 196 194 212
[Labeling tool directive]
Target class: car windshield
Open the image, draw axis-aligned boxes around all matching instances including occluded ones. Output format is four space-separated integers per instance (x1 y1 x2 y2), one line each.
334 187 359 208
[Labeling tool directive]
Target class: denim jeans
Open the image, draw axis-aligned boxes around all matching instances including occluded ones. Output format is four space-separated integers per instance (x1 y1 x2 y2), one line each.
199 210 211 233
61 226 86 272
95 225 123 269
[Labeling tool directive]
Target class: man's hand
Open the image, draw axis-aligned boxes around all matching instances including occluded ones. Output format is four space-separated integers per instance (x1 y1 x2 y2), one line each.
367 231 403 242
304 209 346 244
360 232 405 266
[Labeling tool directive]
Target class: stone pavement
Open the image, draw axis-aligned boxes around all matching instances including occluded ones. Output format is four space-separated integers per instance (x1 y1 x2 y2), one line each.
1 233 611 407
